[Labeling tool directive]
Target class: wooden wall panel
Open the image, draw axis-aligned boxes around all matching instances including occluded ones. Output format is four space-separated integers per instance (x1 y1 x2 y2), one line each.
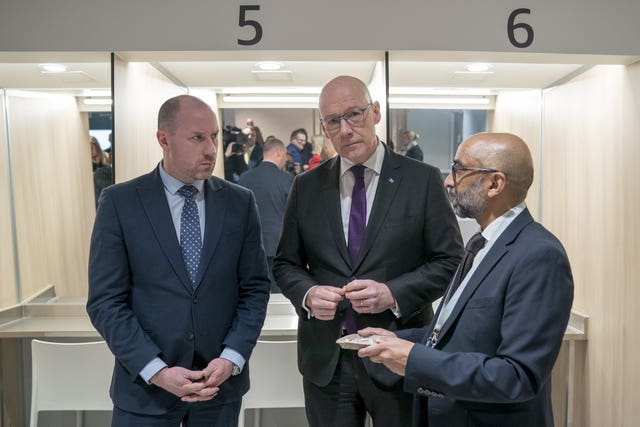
542 62 640 427
7 92 95 299
488 89 542 220
0 92 18 308
113 57 185 183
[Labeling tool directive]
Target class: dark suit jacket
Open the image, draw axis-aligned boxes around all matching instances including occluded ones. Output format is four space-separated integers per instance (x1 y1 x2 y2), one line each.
87 166 271 415
274 144 463 387
238 161 293 257
406 144 424 162
401 208 574 427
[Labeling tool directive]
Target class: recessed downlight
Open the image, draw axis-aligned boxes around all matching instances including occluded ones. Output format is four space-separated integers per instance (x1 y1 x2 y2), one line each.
38 63 69 73
256 62 282 71
465 63 492 73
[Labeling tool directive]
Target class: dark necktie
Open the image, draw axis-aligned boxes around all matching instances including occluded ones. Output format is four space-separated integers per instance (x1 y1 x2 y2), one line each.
448 232 486 300
178 185 202 289
344 165 366 333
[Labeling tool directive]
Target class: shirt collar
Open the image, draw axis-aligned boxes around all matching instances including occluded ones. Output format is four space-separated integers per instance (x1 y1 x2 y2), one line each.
339 139 384 177
480 201 527 242
159 162 205 196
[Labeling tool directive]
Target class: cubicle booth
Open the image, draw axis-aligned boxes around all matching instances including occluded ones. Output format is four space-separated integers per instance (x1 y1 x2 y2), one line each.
3 1 640 426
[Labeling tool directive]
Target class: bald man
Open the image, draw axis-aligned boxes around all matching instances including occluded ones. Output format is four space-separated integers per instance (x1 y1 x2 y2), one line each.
359 132 575 427
274 76 462 426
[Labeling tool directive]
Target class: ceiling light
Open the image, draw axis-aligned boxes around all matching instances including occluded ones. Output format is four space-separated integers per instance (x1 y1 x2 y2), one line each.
223 95 318 103
38 63 68 73
83 89 111 97
218 87 322 94
83 98 113 106
464 63 492 73
389 97 491 105
390 87 493 96
256 62 282 71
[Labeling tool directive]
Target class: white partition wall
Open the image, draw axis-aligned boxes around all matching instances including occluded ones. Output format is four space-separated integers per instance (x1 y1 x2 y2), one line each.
0 91 18 307
113 57 186 183
7 91 95 299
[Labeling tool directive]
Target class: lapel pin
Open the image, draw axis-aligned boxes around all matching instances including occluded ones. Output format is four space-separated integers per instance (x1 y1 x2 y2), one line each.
388 178 395 183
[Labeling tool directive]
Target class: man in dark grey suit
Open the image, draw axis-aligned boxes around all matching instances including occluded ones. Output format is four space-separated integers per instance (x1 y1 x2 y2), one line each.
87 95 271 426
359 132 574 427
239 138 293 292
274 76 463 427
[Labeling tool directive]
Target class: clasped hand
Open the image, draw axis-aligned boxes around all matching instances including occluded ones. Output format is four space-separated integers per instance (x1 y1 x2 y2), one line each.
151 358 235 402
304 279 396 320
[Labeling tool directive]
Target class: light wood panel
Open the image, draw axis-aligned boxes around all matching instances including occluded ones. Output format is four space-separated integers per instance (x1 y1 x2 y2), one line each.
488 89 542 220
542 62 640 427
113 57 185 183
7 92 95 299
0 92 18 308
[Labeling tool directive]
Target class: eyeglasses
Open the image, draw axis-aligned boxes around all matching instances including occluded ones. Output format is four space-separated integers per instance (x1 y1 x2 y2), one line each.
320 103 373 132
451 160 499 186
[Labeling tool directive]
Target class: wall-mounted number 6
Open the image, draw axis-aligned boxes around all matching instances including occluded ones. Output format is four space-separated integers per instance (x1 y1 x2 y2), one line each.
508 8 534 48
238 5 262 46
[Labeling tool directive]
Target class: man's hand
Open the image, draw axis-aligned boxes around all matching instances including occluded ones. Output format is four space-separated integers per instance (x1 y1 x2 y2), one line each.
201 358 234 388
357 336 414 376
150 366 219 401
344 279 396 314
304 286 345 320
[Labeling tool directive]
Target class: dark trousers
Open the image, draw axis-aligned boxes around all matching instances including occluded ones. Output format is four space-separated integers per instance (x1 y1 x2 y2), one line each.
303 350 413 427
111 399 241 427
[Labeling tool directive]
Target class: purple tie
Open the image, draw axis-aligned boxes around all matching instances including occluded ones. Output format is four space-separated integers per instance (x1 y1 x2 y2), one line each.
344 165 366 333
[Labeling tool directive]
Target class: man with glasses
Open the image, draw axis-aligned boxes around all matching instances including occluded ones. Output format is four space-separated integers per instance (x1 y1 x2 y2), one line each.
274 75 463 427
358 132 574 427
288 128 313 170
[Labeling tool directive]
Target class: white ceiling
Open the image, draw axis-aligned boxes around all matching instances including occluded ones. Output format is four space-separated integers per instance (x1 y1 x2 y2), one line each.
0 50 637 95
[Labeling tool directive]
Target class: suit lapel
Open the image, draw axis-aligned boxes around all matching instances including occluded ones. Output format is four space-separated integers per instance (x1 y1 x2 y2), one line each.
195 177 227 291
354 146 402 270
138 168 192 292
321 157 352 268
436 209 535 342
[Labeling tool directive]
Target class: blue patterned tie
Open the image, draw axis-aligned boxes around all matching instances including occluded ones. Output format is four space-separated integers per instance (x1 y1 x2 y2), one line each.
178 185 202 289
345 165 366 333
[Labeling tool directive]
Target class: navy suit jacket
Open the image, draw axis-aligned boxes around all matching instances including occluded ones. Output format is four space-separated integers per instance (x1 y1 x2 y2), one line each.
238 161 293 257
87 166 271 415
400 208 574 427
274 144 463 388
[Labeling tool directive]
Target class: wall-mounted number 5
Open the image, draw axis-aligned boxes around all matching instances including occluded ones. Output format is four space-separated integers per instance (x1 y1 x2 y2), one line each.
508 8 534 48
238 5 262 46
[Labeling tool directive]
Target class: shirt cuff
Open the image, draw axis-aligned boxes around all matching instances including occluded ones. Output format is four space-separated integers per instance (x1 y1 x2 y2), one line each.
391 302 402 318
220 347 246 371
140 357 168 384
302 286 317 319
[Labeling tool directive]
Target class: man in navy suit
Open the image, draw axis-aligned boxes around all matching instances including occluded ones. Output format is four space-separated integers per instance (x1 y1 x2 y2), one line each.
87 94 271 426
239 138 293 293
359 132 574 427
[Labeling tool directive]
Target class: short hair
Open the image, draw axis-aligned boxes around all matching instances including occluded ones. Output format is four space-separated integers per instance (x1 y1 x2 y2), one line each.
290 128 308 141
157 95 210 135
262 137 285 154
157 96 182 134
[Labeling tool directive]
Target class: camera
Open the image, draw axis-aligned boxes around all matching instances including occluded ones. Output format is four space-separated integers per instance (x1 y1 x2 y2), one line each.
223 125 248 154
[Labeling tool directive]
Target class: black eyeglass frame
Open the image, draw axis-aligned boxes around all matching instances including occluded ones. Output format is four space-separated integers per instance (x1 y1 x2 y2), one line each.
451 160 500 187
320 103 373 132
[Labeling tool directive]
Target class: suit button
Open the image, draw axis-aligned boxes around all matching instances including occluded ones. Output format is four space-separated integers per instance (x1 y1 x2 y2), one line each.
350 276 356 281
185 332 194 340
193 298 199 304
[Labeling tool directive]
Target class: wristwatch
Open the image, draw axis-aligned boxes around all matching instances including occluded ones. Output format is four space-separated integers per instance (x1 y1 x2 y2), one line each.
231 364 241 376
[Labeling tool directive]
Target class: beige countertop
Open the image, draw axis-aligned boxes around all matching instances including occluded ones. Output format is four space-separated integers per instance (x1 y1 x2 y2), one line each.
0 290 587 341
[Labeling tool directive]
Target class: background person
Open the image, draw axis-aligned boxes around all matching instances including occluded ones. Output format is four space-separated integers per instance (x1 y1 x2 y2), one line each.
274 76 462 427
397 130 423 161
359 132 574 427
87 95 271 426
239 138 294 293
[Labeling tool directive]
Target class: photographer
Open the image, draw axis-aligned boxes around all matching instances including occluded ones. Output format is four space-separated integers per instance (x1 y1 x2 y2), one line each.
223 125 248 182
